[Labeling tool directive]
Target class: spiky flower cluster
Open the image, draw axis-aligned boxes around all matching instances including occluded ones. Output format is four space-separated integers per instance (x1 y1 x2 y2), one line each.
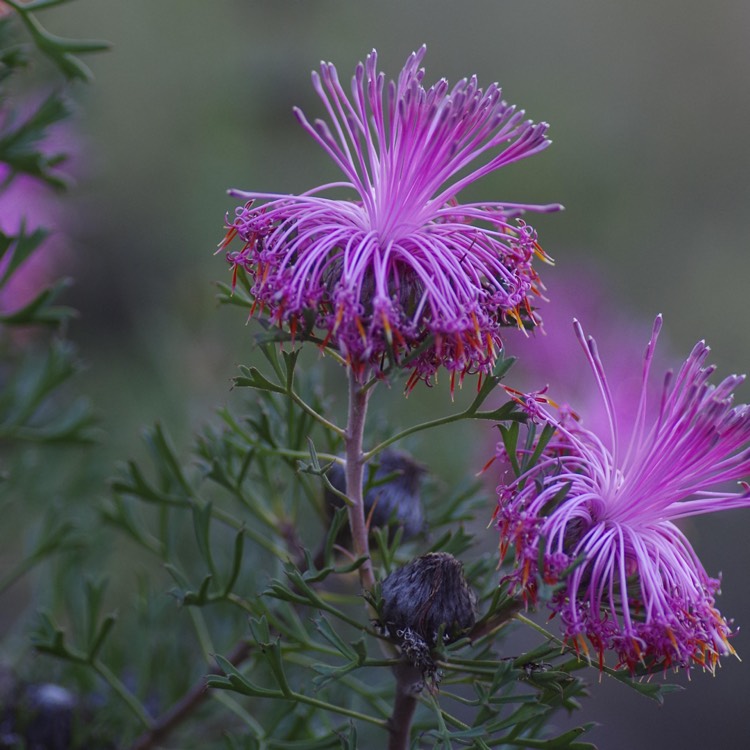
220 46 558 388
495 316 750 673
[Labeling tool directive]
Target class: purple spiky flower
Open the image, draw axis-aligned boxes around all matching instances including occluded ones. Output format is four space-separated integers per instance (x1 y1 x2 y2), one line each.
495 315 750 673
219 46 558 390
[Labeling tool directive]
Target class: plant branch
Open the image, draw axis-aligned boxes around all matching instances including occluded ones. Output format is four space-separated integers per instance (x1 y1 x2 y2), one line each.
289 389 345 437
387 661 422 750
128 641 251 750
363 401 518 462
344 369 375 592
468 599 523 643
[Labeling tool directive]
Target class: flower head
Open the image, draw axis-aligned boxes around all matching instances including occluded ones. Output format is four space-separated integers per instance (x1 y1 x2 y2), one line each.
380 552 476 678
220 46 558 388
495 315 750 673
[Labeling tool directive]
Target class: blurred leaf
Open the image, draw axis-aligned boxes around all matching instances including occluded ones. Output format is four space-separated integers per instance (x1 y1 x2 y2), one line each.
234 364 286 394
605 669 682 705
0 225 48 284
0 339 97 443
209 654 281 699
4 0 110 81
0 510 77 594
0 94 71 188
0 276 78 326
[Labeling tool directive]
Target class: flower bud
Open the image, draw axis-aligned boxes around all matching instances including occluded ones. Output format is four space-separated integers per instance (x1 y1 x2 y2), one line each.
325 450 427 541
379 552 476 674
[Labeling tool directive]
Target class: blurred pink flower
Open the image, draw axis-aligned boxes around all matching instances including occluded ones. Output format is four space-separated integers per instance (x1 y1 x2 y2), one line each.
503 267 668 436
496 315 750 673
0 100 75 316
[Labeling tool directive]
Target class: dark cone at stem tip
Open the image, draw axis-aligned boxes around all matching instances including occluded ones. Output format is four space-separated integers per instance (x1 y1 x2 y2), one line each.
379 552 476 683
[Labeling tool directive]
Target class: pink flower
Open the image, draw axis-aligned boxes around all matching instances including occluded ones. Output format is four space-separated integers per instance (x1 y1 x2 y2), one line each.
496 315 750 673
220 46 558 389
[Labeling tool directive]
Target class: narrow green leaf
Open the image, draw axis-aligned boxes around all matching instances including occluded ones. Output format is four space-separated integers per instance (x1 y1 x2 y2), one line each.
523 423 557 473
0 225 47 286
0 277 76 326
147 423 193 496
233 365 285 394
209 655 280 698
261 640 291 697
313 616 357 661
499 422 521 477
222 528 245 597
88 614 116 661
191 500 216 576
248 616 271 645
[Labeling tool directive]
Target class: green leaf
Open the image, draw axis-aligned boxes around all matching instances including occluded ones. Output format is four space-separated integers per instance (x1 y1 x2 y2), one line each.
222 528 245 597
0 276 77 326
281 348 300 392
499 422 522 477
144 423 193 496
606 669 682 705
181 575 214 607
248 616 271 645
0 513 77 594
503 724 595 748
234 365 286 394
260 639 291 697
320 507 349 568
209 655 281 699
0 338 97 443
111 460 188 507
313 616 358 661
31 612 86 663
87 614 116 661
0 95 71 187
100 496 161 553
523 422 557 473
0 225 47 284
191 500 217 576
5 0 110 81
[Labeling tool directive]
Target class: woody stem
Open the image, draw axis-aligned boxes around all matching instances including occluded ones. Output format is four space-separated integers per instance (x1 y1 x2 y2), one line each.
344 368 375 592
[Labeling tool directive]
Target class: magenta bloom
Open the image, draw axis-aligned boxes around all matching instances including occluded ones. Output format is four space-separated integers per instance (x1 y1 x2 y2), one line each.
496 316 750 672
220 46 558 387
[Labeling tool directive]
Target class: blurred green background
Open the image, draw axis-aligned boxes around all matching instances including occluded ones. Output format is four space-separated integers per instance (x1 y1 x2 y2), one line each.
28 0 750 746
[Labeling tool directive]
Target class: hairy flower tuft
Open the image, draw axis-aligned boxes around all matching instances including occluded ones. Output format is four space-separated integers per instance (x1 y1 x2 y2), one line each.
496 316 750 673
220 46 558 388
380 552 476 681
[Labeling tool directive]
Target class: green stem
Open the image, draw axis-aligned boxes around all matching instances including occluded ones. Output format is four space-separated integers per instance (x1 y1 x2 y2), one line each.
468 599 523 643
94 659 153 730
289 389 345 437
514 612 627 681
289 689 387 728
363 406 504 461
249 443 342 466
187 608 215 663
